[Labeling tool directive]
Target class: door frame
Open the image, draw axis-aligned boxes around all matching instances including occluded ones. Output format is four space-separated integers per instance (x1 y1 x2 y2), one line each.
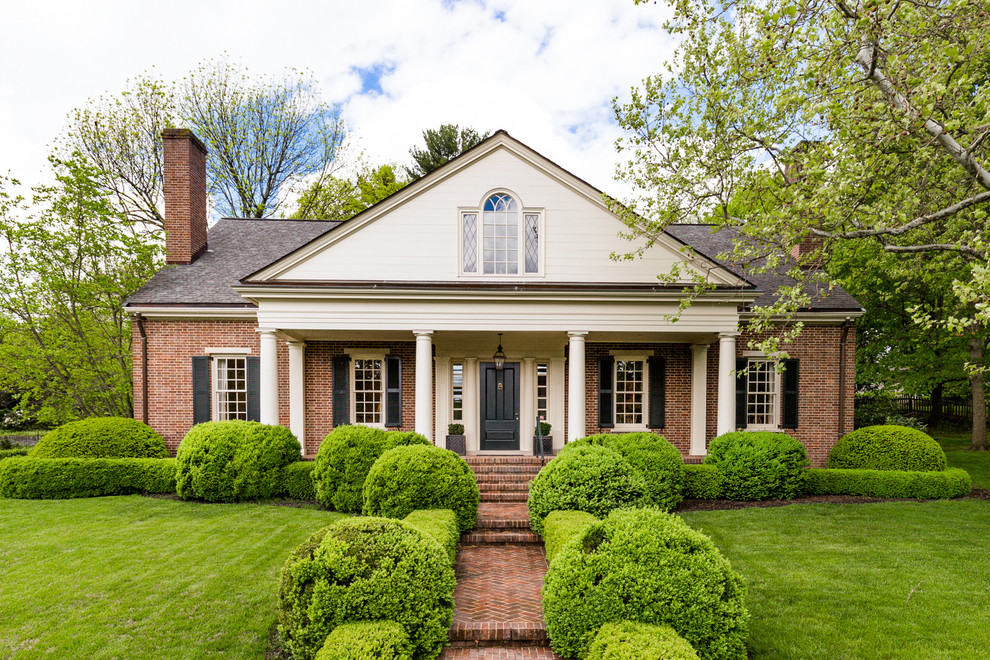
479 361 521 451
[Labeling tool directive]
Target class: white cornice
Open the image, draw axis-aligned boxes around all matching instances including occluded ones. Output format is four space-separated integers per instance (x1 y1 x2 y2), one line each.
739 310 865 323
126 306 258 320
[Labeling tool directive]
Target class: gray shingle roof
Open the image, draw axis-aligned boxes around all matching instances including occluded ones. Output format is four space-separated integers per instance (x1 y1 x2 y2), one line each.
125 218 338 306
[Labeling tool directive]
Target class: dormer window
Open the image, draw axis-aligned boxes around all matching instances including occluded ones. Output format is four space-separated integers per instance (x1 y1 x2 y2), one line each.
461 192 542 276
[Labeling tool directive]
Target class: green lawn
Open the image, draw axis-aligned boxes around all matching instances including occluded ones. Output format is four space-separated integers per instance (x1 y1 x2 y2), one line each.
0 496 343 659
681 500 990 659
935 428 990 489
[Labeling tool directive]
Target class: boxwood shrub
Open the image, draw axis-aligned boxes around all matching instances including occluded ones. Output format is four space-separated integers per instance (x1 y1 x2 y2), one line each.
827 425 947 472
587 621 700 660
283 461 316 500
682 464 722 500
315 621 413 660
804 467 971 499
175 421 301 502
565 432 683 511
543 508 748 660
31 417 167 459
403 509 459 565
276 517 455 660
543 510 599 563
703 431 808 501
0 447 30 461
528 445 645 535
363 444 479 532
312 426 431 512
0 457 176 499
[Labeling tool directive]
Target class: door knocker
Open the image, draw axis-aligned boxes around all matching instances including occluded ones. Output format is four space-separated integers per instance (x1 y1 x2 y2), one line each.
497 382 503 391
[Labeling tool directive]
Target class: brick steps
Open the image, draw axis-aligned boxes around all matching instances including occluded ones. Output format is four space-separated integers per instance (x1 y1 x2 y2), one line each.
440 643 561 659
475 473 534 483
482 491 529 502
462 530 542 545
479 481 530 493
449 621 549 643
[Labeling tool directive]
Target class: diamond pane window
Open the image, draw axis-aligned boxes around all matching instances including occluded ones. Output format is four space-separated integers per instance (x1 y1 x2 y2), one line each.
747 359 777 427
614 360 645 426
215 357 248 420
483 193 518 275
462 213 478 273
525 214 539 273
354 358 384 425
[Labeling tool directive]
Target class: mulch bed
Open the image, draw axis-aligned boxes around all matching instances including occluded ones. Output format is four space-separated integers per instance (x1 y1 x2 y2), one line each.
676 487 990 512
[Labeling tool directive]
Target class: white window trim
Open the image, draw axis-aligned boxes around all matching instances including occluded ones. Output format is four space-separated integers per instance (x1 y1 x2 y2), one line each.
744 356 782 431
457 191 546 278
212 355 248 421
612 354 650 432
351 352 386 429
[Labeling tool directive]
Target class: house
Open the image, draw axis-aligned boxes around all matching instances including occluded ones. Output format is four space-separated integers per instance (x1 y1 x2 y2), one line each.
124 129 863 466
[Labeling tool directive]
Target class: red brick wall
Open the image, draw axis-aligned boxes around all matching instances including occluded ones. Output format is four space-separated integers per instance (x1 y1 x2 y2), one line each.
162 129 208 265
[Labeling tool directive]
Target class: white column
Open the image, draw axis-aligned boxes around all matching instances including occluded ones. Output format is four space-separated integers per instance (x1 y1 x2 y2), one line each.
717 332 739 436
258 328 279 425
521 357 536 453
567 332 588 443
690 343 710 455
414 330 434 442
287 341 305 453
464 358 479 453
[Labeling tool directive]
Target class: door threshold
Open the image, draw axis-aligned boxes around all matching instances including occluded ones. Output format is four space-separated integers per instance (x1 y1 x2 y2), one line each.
468 450 532 456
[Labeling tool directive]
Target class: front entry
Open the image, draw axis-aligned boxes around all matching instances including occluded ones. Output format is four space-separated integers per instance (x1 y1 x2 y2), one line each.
480 362 520 451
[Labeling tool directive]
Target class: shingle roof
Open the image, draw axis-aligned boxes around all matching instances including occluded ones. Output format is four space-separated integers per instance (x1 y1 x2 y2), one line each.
125 218 338 306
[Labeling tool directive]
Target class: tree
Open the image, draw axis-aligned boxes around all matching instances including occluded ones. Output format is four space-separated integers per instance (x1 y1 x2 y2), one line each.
613 0 989 448
59 57 345 225
405 124 490 179
293 162 408 221
0 157 160 424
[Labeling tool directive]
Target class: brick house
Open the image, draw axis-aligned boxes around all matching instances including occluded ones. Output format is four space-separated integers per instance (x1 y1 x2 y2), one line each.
125 129 862 466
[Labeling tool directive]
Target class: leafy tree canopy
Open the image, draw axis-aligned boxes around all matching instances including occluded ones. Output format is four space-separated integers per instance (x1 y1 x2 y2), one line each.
292 161 408 221
405 124 490 179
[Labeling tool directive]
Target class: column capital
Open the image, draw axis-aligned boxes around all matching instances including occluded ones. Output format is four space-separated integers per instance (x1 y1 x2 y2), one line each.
285 339 306 347
413 330 435 338
256 327 279 336
567 331 589 339
718 331 741 339
690 343 711 354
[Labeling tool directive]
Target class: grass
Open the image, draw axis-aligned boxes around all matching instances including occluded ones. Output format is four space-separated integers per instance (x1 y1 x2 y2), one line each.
933 428 990 489
0 496 344 659
681 500 990 660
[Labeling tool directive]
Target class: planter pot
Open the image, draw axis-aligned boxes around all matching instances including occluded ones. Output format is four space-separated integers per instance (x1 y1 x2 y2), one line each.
533 435 554 456
446 434 467 455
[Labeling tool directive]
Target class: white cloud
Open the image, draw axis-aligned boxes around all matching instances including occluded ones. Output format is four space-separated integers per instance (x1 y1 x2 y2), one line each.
0 0 677 197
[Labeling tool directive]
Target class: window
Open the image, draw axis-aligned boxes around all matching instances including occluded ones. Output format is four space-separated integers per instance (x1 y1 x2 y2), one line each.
353 357 384 425
214 357 247 420
452 362 463 422
536 363 549 422
461 193 542 275
614 359 646 427
746 359 779 428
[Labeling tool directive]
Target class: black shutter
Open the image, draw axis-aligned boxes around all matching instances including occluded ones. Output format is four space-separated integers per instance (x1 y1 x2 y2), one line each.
735 357 748 429
192 356 211 424
648 357 666 429
598 356 614 428
332 354 351 427
246 356 261 422
782 358 799 429
385 355 402 428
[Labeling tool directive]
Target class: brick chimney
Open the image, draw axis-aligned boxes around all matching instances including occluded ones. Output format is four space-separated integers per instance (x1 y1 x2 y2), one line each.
162 129 208 264
791 235 824 269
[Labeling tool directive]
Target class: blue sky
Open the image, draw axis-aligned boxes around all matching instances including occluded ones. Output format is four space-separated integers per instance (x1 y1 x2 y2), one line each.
1 0 678 198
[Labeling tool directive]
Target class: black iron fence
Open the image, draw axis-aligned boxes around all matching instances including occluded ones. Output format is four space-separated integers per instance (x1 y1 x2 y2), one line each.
891 396 987 423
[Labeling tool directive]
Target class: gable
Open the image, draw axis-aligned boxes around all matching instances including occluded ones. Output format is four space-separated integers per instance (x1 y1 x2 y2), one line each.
251 134 745 287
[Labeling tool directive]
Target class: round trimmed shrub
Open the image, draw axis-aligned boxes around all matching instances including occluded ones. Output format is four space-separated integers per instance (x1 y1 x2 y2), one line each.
587 621 699 660
363 444 480 532
31 417 167 460
828 425 946 472
527 444 646 535
543 508 748 660
566 432 683 511
703 431 809 501
312 426 431 512
276 517 455 660
175 421 301 502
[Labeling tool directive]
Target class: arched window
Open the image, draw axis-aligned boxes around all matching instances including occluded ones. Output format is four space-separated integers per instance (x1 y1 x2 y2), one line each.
462 192 541 275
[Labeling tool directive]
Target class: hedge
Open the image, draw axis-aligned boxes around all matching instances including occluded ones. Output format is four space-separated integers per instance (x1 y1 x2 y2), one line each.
31 417 167 459
587 621 700 660
175 421 302 502
682 464 722 500
804 467 971 499
277 517 455 660
283 461 316 500
527 444 646 535
566 432 683 511
313 426 431 512
543 508 748 660
0 447 30 461
0 457 176 499
703 432 808 501
828 425 946 472
363 444 480 532
315 621 414 660
403 509 460 565
543 510 599 564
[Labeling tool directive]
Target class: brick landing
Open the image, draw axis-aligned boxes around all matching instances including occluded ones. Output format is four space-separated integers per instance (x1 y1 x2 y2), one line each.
441 647 562 659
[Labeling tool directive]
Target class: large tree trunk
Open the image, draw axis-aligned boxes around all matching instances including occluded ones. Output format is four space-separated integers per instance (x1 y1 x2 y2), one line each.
928 381 944 429
971 333 987 451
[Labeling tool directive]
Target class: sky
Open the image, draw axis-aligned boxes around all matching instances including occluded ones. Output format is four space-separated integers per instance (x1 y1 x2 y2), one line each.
1 0 679 200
